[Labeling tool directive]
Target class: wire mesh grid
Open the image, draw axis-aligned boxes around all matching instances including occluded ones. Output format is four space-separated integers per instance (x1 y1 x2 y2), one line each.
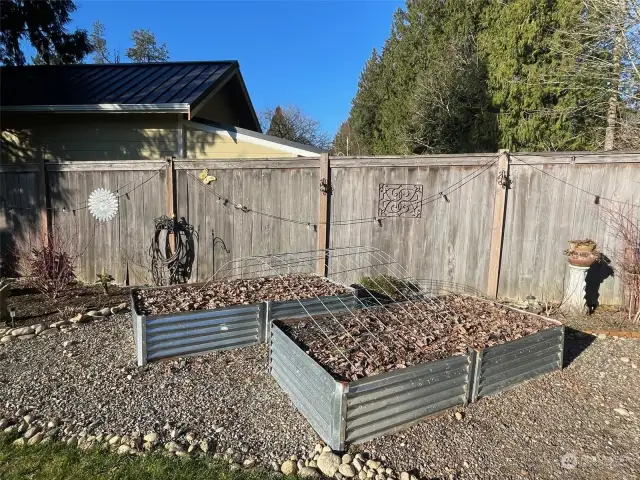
210 246 490 380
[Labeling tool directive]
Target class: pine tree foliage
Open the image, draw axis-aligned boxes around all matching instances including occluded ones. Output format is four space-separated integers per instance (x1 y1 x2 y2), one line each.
336 0 629 154
125 29 169 63
0 0 92 66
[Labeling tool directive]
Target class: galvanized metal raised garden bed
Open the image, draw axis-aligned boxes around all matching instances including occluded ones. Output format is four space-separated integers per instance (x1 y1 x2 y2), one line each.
130 284 358 366
269 308 564 450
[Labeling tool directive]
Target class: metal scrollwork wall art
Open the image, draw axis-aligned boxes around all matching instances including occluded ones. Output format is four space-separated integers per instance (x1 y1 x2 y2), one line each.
378 183 423 218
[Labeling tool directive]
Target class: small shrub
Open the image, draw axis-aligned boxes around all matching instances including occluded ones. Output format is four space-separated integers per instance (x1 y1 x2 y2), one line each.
27 244 76 298
96 273 115 295
14 229 79 299
359 274 420 300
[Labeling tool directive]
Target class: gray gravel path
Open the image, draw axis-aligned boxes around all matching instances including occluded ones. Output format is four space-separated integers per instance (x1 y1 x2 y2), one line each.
1 316 638 479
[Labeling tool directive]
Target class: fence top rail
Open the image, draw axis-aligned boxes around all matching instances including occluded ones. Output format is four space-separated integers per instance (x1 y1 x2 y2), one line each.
45 160 168 171
174 158 320 170
511 153 640 165
0 163 39 172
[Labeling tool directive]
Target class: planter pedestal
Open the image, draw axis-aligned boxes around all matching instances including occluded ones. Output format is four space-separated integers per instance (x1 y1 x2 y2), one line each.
564 264 589 314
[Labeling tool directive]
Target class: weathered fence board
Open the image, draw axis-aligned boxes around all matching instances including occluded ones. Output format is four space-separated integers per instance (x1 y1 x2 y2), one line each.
499 156 640 304
1 152 639 306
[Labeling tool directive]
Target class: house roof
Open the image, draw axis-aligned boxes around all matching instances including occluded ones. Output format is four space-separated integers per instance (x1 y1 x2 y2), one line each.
0 61 260 129
187 118 326 156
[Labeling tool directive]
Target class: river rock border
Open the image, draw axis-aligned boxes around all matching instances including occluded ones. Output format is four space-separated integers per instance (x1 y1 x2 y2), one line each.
1 406 418 480
0 303 129 343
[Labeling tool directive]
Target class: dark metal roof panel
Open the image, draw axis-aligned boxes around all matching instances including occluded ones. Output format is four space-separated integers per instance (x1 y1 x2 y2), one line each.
0 61 237 107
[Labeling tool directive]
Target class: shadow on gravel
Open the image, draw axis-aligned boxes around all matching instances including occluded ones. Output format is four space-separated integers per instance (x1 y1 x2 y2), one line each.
563 327 596 368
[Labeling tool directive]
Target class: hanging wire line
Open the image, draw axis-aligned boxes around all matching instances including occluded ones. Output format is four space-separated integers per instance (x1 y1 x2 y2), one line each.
0 164 166 214
511 154 640 208
186 155 499 228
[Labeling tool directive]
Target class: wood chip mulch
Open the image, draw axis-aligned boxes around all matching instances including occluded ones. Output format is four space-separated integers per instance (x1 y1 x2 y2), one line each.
280 295 557 381
134 274 348 316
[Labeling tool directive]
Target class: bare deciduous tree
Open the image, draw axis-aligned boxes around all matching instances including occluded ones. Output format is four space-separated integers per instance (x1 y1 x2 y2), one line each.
260 105 330 150
552 0 640 150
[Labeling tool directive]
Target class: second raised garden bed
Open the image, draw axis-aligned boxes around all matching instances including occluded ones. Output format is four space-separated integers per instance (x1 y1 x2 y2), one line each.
270 296 564 449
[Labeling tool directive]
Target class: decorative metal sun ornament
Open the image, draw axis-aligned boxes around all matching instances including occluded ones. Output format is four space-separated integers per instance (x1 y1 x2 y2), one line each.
88 188 118 221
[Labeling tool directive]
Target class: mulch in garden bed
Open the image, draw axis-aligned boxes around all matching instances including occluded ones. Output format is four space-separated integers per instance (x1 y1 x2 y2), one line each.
279 295 557 381
4 281 130 329
134 274 349 316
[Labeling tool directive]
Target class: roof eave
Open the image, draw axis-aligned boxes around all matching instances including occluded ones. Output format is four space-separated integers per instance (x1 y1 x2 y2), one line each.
1 103 190 114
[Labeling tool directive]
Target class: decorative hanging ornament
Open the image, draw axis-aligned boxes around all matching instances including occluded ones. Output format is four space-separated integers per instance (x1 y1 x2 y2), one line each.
88 188 118 221
198 168 217 185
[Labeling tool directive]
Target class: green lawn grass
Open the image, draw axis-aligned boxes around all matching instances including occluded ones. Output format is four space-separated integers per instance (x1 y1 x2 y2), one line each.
0 434 281 480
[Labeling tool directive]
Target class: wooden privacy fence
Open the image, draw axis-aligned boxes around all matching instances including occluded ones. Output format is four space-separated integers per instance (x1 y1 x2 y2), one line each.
1 151 639 304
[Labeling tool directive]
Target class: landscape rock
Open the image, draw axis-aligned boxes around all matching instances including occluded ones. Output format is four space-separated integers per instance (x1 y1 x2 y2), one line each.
27 432 44 445
299 466 321 478
70 314 90 324
23 426 41 439
243 458 257 468
165 441 184 453
339 464 357 477
12 438 25 447
317 452 342 477
38 328 58 336
11 326 34 336
359 471 367 480
18 334 36 341
117 445 131 455
100 307 112 316
199 438 209 453
342 454 353 464
50 320 70 329
353 459 363 471
366 460 382 470
281 460 298 475
455 412 464 421
0 419 8 429
620 357 630 363
230 463 242 471
143 432 157 443
614 407 630 416
108 435 120 445
1 335 13 343
34 324 45 334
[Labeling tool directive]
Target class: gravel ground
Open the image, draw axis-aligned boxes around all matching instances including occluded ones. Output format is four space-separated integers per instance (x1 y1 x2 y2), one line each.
0 315 319 465
1 316 639 478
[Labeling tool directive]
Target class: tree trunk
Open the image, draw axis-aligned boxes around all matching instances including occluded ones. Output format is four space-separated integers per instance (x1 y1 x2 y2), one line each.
604 6 626 151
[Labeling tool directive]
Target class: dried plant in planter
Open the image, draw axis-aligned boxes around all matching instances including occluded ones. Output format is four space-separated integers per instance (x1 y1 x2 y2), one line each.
568 239 597 252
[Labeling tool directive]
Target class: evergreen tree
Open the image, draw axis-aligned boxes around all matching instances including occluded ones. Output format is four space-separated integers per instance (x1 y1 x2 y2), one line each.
126 29 169 63
478 0 605 151
348 48 384 154
0 0 92 66
89 21 121 64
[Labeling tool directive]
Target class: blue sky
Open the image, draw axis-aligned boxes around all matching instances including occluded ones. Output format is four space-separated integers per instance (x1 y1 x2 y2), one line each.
68 0 403 136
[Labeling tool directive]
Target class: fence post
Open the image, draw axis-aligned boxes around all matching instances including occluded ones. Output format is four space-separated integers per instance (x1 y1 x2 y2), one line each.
165 156 177 253
316 153 331 276
486 149 510 298
37 156 50 246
